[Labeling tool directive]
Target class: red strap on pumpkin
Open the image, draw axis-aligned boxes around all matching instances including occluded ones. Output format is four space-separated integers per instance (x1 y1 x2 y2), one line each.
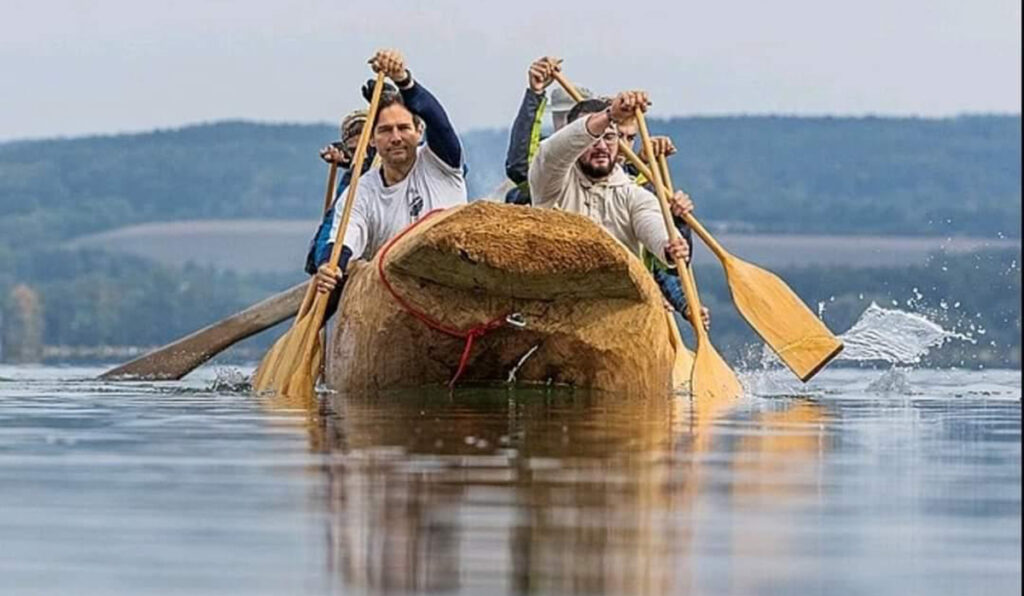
377 209 508 387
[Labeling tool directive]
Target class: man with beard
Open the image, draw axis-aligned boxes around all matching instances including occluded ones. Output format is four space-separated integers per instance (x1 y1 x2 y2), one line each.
314 49 467 299
529 91 709 329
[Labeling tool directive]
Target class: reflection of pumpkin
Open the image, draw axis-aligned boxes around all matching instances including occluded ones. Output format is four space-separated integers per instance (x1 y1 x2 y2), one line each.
326 202 692 394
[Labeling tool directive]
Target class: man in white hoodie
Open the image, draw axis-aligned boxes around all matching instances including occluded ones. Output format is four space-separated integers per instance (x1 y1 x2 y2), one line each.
528 90 698 288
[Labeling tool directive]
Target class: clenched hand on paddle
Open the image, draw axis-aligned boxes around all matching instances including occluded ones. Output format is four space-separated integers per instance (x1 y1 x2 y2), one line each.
252 69 387 397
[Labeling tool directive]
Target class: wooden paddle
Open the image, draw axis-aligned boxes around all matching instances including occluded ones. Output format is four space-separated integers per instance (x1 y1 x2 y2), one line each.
256 71 386 397
101 129 349 383
99 280 307 381
550 71 842 382
322 161 339 214
252 162 343 391
635 109 743 401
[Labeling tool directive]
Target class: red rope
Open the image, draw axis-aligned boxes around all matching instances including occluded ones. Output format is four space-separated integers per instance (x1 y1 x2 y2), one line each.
377 209 508 387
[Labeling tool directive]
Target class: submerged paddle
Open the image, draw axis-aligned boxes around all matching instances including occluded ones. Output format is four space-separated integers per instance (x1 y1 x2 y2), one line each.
99 281 307 381
255 71 387 397
550 71 842 382
636 109 743 401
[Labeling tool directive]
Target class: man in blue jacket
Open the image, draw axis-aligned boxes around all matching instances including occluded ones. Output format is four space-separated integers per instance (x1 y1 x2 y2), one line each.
503 56 593 206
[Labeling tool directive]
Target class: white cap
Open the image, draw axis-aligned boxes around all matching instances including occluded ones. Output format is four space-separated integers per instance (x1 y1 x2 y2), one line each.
550 86 593 113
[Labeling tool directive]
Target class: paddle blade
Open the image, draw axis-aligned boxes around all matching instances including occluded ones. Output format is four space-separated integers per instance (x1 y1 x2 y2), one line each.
665 310 695 391
274 306 326 396
252 330 291 392
691 339 743 402
282 334 323 398
252 281 318 392
724 258 843 382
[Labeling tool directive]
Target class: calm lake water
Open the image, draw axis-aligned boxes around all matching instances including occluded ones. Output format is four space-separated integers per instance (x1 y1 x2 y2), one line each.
0 365 1019 596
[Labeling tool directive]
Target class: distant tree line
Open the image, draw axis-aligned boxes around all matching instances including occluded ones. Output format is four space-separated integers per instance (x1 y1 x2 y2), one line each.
0 116 1018 254
1 246 1018 368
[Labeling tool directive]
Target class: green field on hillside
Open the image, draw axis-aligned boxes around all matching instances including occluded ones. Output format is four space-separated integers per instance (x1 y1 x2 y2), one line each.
1 116 1019 256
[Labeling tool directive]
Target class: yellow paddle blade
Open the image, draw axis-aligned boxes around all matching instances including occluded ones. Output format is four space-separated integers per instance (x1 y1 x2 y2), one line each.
691 339 744 402
281 334 323 398
252 280 318 392
724 258 843 382
274 304 326 396
665 310 695 390
252 330 291 392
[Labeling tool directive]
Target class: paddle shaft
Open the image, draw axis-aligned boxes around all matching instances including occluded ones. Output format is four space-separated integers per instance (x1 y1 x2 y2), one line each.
323 161 339 214
325 71 385 275
100 281 308 381
278 71 387 394
633 109 708 340
304 71 386 321
657 152 704 305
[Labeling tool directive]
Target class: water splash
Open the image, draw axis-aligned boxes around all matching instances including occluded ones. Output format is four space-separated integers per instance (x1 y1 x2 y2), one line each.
748 302 974 396
207 367 252 393
837 302 973 364
865 367 913 394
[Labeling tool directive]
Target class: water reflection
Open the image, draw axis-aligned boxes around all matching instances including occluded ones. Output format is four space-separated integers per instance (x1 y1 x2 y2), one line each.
296 387 829 595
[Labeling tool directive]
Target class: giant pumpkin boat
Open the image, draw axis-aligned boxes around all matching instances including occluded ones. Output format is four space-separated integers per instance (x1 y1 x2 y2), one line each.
324 201 693 395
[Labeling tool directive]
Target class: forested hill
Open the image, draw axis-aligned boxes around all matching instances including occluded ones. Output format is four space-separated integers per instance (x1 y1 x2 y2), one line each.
0 115 1019 251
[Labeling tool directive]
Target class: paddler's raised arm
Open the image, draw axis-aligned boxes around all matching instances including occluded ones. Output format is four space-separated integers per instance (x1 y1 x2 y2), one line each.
398 77 462 169
370 49 462 170
506 57 558 185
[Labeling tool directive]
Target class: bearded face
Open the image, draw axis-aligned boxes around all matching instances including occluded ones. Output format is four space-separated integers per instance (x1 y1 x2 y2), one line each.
577 128 620 179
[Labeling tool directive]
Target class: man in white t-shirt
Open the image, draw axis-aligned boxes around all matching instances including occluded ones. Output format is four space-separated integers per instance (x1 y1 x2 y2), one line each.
315 49 467 302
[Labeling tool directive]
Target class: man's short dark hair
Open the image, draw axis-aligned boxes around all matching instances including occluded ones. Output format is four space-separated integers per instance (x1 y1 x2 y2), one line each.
370 91 424 130
567 98 611 124
363 79 422 130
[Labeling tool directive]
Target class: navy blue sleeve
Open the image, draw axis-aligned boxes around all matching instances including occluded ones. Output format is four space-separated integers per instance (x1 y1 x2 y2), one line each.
399 79 462 169
505 89 544 184
652 268 687 313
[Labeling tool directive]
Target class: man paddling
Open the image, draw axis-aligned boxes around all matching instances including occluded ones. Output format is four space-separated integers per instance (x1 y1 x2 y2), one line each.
304 108 375 275
314 49 468 298
529 90 709 329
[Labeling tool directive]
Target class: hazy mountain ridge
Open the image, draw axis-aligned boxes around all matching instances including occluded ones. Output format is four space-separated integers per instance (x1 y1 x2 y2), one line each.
1 115 1019 254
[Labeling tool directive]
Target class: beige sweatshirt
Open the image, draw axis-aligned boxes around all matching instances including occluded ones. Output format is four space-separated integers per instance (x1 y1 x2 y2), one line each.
528 117 671 266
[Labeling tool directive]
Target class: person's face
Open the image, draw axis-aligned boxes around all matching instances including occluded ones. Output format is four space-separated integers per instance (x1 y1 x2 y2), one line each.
372 104 421 169
336 124 363 168
577 124 620 179
616 119 638 161
343 131 361 159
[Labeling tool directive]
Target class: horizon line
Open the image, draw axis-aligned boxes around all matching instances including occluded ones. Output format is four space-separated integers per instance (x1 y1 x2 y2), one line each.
2 111 1020 145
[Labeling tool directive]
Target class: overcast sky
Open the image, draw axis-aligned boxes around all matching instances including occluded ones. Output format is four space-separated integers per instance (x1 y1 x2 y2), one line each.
1 0 1019 141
